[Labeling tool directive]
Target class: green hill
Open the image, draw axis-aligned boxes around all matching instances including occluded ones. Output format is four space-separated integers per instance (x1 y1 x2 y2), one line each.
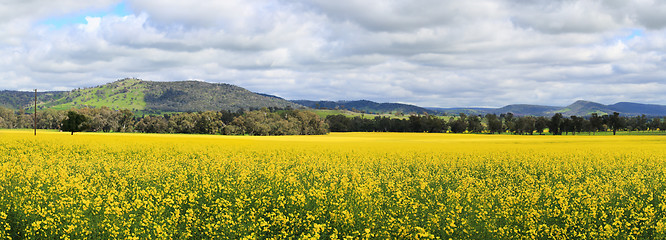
3 78 301 114
41 78 147 111
292 100 434 114
554 100 612 116
143 80 299 112
3 79 666 117
0 90 65 110
428 101 666 117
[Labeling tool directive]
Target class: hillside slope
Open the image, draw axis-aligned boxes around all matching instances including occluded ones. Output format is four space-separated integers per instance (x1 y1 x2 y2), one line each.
3 79 666 117
608 102 666 116
143 80 300 112
497 104 561 116
1 78 301 113
293 100 434 114
41 78 147 111
555 100 612 116
428 101 666 116
0 90 65 109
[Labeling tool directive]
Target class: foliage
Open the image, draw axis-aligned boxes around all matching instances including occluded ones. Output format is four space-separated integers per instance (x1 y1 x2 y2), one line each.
0 90 65 109
1 78 301 115
0 105 325 136
2 105 666 136
144 80 300 112
224 109 328 136
61 111 88 135
40 78 147 111
325 114 447 133
326 112 666 135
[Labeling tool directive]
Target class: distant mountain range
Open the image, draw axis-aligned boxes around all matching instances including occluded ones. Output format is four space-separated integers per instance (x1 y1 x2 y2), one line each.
2 78 666 117
292 100 435 114
430 100 666 117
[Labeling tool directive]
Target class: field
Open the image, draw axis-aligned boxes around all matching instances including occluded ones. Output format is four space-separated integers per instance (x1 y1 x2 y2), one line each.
1 130 666 239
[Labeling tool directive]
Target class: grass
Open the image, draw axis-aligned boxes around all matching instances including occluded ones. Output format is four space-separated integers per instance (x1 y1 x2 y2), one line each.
39 79 147 111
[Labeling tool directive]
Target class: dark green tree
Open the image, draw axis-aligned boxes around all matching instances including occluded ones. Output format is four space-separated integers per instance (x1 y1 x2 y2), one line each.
589 113 603 134
517 116 536 135
535 116 548 135
448 117 467 133
486 114 503 134
570 116 584 135
605 112 623 135
61 111 88 135
548 113 563 135
502 113 516 134
649 117 661 132
467 115 484 133
326 115 352 132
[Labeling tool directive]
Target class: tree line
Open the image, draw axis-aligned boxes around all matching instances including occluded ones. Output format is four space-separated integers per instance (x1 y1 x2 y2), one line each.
0 106 328 136
325 112 666 135
1 105 665 135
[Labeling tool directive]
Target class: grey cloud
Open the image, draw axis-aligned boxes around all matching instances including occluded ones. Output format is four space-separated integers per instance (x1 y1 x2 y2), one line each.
299 0 505 32
1 0 666 108
509 0 666 33
0 0 118 23
509 0 622 34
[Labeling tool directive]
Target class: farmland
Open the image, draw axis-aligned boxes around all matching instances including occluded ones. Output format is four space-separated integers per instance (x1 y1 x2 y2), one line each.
1 130 666 238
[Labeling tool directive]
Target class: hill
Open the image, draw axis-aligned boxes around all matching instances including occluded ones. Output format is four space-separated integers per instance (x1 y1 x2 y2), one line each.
427 107 493 116
430 100 666 117
292 100 435 114
497 104 561 116
0 90 65 110
2 78 301 113
608 102 666 116
3 79 666 117
143 80 300 112
555 100 613 116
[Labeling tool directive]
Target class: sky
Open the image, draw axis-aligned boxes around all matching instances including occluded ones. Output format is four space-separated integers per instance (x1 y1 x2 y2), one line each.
1 0 665 108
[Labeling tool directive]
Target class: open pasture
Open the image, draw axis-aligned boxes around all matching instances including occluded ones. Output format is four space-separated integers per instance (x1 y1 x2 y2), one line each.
1 130 666 239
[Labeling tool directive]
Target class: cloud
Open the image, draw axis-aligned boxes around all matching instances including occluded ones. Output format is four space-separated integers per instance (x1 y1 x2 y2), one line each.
1 0 666 108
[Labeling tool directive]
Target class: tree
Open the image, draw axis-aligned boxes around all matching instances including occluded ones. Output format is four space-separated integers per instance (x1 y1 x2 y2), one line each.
570 115 584 135
535 117 548 135
286 110 328 135
605 112 623 135
486 114 503 134
649 117 661 132
61 111 88 135
503 113 516 134
548 113 563 135
467 115 484 133
589 113 603 134
561 118 572 135
448 115 467 133
326 115 352 132
518 116 536 135
117 109 134 132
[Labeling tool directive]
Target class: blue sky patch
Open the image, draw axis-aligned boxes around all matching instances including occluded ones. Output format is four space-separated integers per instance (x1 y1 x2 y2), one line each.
39 1 130 28
625 29 644 40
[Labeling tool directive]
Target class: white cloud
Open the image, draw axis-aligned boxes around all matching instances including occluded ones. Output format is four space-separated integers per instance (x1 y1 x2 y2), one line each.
1 0 666 107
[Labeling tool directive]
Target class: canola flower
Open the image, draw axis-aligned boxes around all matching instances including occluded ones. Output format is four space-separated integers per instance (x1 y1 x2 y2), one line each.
1 130 666 239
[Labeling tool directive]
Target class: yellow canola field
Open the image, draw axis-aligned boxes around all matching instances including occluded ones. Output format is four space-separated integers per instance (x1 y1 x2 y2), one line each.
1 130 666 239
